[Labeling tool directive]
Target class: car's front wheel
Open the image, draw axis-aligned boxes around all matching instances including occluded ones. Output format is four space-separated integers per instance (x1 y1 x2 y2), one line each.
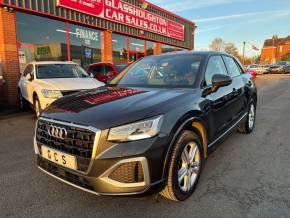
34 95 42 117
160 131 203 201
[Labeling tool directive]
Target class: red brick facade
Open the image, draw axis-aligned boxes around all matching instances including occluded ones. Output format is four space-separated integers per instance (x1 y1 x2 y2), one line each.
0 8 19 105
260 36 290 64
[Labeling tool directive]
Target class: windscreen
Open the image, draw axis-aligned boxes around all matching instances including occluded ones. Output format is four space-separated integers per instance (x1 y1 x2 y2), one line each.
109 54 202 88
36 64 89 79
115 64 128 72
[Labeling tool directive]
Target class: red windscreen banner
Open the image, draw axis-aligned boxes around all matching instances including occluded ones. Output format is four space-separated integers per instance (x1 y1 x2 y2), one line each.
57 0 185 41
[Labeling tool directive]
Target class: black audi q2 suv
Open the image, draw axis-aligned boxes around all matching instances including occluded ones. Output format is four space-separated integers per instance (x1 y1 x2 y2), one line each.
34 51 257 201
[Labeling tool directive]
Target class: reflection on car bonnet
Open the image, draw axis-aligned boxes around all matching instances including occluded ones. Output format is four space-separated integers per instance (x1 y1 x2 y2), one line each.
46 87 146 114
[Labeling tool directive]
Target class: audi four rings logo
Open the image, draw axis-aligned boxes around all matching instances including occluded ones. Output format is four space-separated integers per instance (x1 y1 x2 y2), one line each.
47 125 68 139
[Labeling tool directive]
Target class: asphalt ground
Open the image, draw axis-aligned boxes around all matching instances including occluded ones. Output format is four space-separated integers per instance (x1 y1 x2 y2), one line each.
0 74 289 217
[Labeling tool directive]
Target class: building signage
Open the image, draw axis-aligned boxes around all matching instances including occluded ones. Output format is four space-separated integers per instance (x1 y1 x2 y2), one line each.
37 46 51 56
57 0 185 41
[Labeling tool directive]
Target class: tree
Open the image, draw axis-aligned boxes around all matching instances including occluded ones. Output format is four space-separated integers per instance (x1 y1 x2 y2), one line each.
224 42 239 57
209 38 225 52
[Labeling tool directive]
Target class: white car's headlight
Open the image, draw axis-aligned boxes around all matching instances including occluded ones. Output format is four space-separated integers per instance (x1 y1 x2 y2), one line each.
41 89 63 98
108 115 164 142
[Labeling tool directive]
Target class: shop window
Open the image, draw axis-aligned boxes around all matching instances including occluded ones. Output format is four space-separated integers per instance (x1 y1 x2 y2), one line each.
129 38 145 53
16 12 68 72
68 24 102 68
112 34 128 63
146 41 155 56
162 44 183 53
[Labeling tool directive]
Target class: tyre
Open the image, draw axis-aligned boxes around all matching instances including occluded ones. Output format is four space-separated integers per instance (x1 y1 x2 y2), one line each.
19 90 27 111
238 101 256 134
160 131 203 201
34 95 42 117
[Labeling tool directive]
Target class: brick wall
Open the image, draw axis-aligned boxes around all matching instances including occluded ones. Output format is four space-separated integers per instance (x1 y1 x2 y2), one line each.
102 31 113 63
261 44 290 64
277 44 290 59
0 7 19 106
261 47 276 64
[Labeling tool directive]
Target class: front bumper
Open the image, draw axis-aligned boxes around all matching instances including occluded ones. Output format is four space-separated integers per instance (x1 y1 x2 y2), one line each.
34 121 168 196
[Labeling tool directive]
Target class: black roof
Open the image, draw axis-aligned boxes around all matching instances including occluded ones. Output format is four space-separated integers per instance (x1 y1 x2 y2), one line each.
153 50 230 58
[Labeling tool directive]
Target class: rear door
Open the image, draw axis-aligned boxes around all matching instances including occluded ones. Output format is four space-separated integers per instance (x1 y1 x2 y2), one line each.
222 55 247 123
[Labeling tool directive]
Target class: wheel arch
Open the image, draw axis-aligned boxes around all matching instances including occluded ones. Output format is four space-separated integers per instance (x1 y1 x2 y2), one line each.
33 91 38 101
162 112 209 179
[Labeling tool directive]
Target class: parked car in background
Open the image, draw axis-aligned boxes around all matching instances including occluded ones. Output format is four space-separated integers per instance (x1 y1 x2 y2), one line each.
35 51 257 201
18 61 104 116
87 62 129 83
245 64 266 74
269 61 290 74
261 65 271 74
245 68 257 79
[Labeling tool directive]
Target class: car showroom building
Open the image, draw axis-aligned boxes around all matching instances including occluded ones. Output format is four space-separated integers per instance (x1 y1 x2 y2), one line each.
0 0 195 106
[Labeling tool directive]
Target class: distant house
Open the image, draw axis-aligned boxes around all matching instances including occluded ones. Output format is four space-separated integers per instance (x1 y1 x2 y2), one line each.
260 35 290 64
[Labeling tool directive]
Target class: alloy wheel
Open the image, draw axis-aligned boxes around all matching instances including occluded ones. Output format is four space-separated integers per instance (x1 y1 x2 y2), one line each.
178 142 201 192
248 103 255 130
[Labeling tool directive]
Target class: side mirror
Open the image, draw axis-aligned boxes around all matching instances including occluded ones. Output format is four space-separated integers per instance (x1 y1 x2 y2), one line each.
27 73 33 81
211 74 232 92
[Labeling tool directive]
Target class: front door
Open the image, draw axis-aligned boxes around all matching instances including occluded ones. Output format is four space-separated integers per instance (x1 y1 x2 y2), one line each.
203 55 234 142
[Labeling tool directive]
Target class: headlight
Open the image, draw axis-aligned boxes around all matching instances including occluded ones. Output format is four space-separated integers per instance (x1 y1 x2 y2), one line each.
108 115 163 142
41 89 63 98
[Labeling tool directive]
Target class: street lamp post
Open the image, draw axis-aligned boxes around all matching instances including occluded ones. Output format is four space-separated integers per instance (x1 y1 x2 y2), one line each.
242 41 246 64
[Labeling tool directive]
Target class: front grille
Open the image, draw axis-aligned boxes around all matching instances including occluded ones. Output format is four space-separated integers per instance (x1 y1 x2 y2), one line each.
109 162 144 183
38 157 94 191
36 119 96 172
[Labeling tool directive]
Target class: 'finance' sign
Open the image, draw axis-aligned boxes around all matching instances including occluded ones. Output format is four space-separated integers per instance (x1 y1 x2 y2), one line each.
57 0 185 41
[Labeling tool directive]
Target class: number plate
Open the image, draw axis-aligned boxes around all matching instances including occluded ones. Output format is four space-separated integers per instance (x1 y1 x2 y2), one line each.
41 146 77 170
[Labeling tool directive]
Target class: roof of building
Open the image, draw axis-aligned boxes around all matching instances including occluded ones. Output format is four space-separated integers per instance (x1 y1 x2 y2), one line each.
263 35 290 47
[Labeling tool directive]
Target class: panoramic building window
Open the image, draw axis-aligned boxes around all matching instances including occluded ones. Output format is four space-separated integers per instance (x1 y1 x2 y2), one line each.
112 34 128 63
162 44 184 53
129 38 145 52
129 37 145 62
68 24 102 67
146 41 155 56
16 12 68 72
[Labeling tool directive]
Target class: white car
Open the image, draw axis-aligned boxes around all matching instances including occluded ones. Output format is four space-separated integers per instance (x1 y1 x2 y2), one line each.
18 61 104 116
246 64 267 74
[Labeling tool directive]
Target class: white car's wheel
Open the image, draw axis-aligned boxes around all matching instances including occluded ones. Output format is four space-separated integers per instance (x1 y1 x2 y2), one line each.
19 90 28 111
34 96 42 117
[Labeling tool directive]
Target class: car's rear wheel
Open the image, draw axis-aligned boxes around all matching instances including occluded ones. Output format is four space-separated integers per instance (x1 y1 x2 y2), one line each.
160 131 203 201
34 96 41 117
19 90 28 111
238 101 256 134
